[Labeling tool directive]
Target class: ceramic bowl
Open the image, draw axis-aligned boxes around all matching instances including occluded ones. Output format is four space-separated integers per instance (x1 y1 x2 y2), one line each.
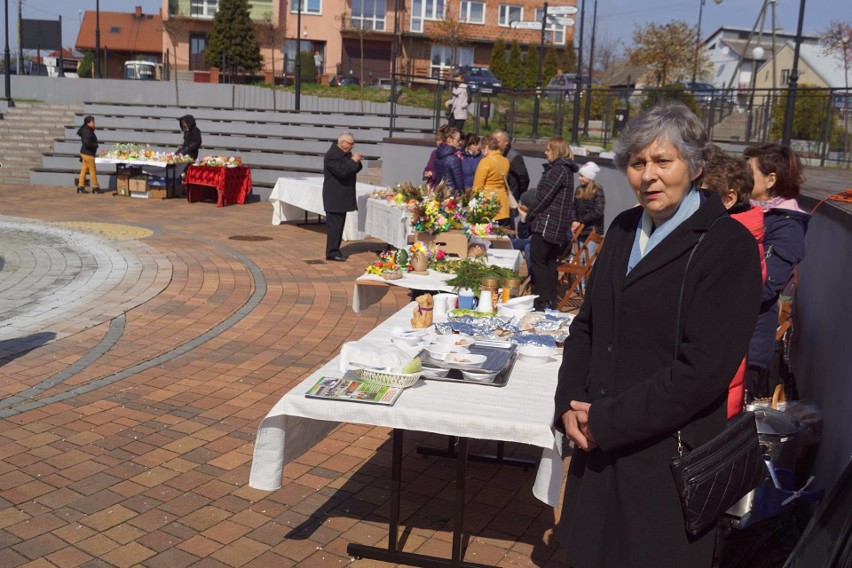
421 365 450 378
431 334 475 348
426 344 470 360
391 327 429 346
445 353 488 368
461 369 498 382
497 304 534 320
503 295 538 311
517 344 558 365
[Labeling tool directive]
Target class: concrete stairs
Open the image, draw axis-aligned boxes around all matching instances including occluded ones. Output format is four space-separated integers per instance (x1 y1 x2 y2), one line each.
0 103 82 186
711 111 749 143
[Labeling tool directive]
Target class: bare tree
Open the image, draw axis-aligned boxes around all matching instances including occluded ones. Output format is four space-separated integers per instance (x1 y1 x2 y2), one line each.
161 11 190 106
593 35 622 73
430 12 469 74
259 14 286 110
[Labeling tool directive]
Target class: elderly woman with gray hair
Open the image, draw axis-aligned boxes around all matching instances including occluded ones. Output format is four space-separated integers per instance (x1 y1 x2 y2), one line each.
554 101 762 567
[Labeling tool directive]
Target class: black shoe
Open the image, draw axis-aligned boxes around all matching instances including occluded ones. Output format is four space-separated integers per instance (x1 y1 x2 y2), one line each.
92 188 104 194
77 186 88 194
326 254 347 262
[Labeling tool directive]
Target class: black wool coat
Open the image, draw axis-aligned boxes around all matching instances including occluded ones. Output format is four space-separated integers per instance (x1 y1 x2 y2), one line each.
77 124 98 156
554 191 762 568
322 143 362 213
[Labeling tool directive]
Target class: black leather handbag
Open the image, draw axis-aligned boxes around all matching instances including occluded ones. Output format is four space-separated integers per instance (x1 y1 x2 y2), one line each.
668 219 766 535
671 411 766 535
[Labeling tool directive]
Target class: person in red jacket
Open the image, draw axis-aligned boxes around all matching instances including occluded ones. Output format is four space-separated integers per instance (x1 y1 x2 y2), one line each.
701 147 765 417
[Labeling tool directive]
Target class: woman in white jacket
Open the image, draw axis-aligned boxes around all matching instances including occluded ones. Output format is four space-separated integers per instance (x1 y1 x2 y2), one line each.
446 72 469 134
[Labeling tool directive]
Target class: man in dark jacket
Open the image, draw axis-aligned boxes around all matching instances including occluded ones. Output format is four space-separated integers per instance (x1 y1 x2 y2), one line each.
322 132 362 261
176 115 202 160
493 129 530 202
77 115 101 194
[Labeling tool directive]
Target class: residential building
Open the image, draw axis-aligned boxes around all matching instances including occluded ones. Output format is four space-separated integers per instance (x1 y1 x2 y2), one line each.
75 6 164 79
161 0 577 84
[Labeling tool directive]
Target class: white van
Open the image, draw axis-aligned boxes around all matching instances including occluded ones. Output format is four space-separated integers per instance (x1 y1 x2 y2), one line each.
124 61 162 80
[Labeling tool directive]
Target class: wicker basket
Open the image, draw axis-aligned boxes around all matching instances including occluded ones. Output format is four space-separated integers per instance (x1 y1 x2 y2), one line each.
381 270 403 280
353 368 421 388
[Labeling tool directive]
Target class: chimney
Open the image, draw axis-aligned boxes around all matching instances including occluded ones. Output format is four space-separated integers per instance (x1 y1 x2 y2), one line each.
135 6 142 18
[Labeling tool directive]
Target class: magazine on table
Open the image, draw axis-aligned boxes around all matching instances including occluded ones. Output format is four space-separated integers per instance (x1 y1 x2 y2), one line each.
305 375 404 406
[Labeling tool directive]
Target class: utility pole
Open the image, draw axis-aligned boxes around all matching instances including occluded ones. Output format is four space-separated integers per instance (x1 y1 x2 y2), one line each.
692 0 706 83
16 0 21 74
4 0 13 105
95 0 101 78
582 0 597 138
295 0 302 111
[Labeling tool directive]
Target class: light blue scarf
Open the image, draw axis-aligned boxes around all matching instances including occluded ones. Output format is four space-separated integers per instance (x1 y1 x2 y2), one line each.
627 187 702 274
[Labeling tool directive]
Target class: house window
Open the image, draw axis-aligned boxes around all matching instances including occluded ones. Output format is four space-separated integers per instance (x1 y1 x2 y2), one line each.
460 1 485 24
291 0 321 15
498 5 523 27
534 8 565 45
190 0 218 17
284 40 319 75
351 0 386 31
411 0 445 33
781 69 789 85
430 45 474 77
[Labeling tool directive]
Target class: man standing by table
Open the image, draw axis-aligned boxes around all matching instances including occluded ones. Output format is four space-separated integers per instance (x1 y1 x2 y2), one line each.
322 132 362 262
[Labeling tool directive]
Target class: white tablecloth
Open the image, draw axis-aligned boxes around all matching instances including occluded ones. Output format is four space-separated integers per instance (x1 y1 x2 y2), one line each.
95 157 178 168
352 248 523 312
364 198 411 249
269 176 380 242
249 302 565 508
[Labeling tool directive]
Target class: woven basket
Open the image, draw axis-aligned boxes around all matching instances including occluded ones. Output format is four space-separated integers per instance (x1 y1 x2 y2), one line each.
353 368 421 388
381 270 403 280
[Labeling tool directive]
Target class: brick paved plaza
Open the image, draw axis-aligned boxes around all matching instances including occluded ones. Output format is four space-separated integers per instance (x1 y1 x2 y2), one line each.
0 185 567 567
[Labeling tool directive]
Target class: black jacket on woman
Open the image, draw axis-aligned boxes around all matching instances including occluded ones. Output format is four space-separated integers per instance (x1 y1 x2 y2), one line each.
569 182 606 238
322 142 362 213
177 114 202 159
77 124 98 156
527 156 578 244
555 191 762 567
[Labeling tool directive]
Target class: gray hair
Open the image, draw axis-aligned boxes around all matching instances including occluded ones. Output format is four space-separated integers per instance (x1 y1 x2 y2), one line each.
613 101 708 177
337 131 354 143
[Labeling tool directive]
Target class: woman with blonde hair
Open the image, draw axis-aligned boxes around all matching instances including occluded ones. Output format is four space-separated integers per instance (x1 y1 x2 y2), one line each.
569 161 606 254
473 134 511 225
525 136 578 310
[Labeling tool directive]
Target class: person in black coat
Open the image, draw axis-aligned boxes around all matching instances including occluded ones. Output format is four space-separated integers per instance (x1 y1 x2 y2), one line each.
555 101 762 567
176 114 202 160
322 132 363 261
493 129 530 202
525 137 578 310
76 115 101 194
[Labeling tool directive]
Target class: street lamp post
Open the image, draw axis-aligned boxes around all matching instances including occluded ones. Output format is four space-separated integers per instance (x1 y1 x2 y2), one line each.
582 0 597 138
530 2 547 139
746 46 764 141
295 0 301 111
571 0 586 145
692 0 706 83
781 0 806 147
4 0 14 105
842 35 849 168
95 0 101 78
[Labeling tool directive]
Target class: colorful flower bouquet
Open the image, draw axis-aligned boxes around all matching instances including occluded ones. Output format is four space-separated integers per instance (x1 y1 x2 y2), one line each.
100 144 195 164
364 250 403 279
197 155 243 167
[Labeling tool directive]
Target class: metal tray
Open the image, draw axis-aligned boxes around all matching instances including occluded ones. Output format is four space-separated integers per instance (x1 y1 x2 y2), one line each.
419 342 517 387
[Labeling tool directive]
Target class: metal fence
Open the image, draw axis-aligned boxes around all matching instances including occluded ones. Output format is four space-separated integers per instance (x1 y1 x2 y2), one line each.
410 78 851 167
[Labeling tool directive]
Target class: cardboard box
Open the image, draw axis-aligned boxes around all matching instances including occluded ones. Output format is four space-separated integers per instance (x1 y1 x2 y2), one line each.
147 189 168 199
129 177 147 193
416 230 468 258
116 176 130 196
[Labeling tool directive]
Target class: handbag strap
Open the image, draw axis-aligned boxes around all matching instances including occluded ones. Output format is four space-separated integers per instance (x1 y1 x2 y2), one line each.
674 215 722 455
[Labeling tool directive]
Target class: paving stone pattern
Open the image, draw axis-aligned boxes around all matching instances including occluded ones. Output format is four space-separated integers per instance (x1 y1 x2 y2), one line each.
0 185 568 567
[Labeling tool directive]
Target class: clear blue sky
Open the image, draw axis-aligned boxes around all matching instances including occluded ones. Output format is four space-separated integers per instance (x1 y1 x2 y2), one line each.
0 0 845 55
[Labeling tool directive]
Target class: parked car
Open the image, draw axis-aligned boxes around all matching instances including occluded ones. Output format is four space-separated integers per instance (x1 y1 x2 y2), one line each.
329 74 360 87
456 66 501 95
677 81 721 104
543 73 596 100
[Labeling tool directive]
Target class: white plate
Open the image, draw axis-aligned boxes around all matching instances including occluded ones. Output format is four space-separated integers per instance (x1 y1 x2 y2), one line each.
426 344 470 360
461 369 498 382
431 334 475 348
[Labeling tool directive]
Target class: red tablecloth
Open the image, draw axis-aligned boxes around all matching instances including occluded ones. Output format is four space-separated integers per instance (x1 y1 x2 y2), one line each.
185 165 252 207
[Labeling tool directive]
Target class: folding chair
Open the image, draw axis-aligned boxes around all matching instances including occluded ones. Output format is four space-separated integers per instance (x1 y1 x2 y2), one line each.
556 230 604 311
518 223 585 297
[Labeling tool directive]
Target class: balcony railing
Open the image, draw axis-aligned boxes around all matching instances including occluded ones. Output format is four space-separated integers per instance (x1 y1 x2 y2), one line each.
339 15 389 33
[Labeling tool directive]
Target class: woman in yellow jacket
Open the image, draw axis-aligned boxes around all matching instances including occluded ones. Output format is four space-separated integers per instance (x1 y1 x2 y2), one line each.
473 134 511 226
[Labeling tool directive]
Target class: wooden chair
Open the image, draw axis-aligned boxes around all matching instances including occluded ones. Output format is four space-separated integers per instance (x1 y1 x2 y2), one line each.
518 223 585 297
556 230 604 312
